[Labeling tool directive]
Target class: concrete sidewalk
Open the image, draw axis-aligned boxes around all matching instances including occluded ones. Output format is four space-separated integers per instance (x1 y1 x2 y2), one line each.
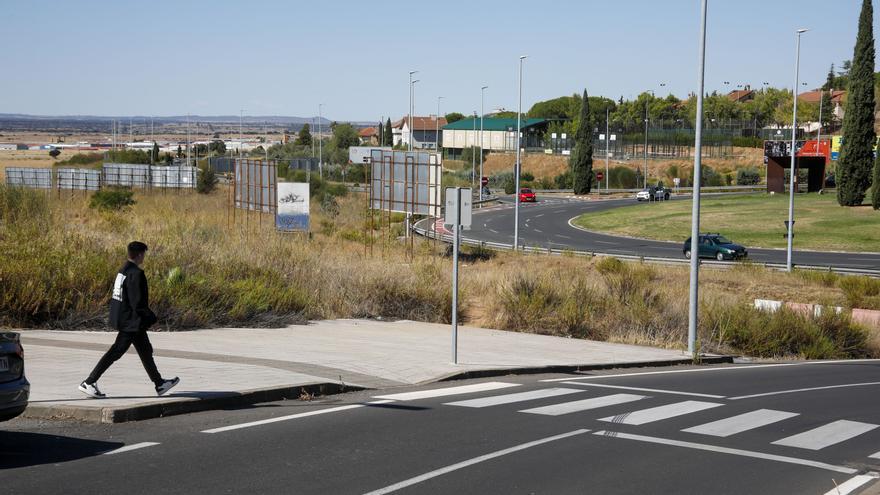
18 319 725 423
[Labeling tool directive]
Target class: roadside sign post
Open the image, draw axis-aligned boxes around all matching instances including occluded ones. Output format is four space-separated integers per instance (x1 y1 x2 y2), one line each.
445 187 472 364
596 171 604 190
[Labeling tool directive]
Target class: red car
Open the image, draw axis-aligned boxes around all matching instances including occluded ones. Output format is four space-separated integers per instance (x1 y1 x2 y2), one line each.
518 188 536 203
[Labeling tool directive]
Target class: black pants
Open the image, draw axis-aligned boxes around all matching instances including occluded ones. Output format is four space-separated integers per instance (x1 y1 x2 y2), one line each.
87 331 162 386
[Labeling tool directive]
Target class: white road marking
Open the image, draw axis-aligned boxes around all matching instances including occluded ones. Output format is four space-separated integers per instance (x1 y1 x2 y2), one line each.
373 382 520 401
445 388 585 408
534 229 543 233
560 381 725 399
729 382 880 400
592 431 857 475
362 429 590 495
682 409 799 437
540 360 880 383
600 400 723 425
869 450 880 459
489 229 499 233
557 234 572 239
520 393 645 416
535 213 544 218
201 401 394 434
772 420 879 451
102 442 160 455
822 474 880 495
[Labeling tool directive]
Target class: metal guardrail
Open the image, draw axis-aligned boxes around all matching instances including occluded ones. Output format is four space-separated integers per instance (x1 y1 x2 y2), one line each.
411 218 880 278
530 185 766 194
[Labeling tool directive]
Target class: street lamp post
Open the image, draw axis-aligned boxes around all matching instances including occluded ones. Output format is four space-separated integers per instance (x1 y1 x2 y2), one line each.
643 90 654 188
472 111 477 192
409 70 418 152
513 55 527 251
605 107 609 191
318 103 323 179
480 85 488 201
787 29 808 272
688 0 708 357
436 96 444 153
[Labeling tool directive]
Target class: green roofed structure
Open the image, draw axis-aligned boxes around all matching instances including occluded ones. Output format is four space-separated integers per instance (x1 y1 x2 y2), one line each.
442 117 548 158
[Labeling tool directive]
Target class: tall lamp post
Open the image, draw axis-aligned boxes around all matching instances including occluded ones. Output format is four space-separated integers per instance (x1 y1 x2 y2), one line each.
687 0 708 357
643 90 655 188
513 55 527 251
318 103 323 179
409 70 418 152
480 86 488 201
436 96 444 153
787 29 808 272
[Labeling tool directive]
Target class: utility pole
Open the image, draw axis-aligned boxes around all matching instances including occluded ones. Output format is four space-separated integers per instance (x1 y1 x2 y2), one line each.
409 70 418 152
688 0 708 357
471 111 477 192
318 104 323 179
513 55 527 251
480 85 487 201
436 97 444 153
605 107 610 191
787 29 808 272
816 88 824 156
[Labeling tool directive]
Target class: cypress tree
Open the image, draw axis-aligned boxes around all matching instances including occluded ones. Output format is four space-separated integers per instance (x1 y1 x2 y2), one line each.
837 0 876 206
384 118 393 146
571 89 593 195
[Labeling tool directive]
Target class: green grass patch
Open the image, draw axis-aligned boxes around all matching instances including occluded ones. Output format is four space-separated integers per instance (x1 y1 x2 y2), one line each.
573 193 880 251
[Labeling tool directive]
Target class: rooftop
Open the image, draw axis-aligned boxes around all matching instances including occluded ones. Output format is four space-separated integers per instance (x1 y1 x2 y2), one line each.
443 117 547 131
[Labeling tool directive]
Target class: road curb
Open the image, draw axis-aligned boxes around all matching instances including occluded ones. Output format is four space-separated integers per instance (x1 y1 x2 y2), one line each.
22 382 363 424
431 356 735 383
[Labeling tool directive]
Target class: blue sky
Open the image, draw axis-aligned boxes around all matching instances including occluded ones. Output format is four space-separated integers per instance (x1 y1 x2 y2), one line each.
2 1 875 121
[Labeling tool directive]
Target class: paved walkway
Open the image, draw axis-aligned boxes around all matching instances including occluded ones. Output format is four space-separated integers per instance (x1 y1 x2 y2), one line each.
18 319 708 423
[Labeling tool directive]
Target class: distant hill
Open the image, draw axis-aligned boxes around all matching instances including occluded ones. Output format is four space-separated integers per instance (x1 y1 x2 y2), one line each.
0 113 335 126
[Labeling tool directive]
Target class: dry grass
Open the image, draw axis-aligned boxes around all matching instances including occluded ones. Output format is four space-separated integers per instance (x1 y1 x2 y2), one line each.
0 183 875 359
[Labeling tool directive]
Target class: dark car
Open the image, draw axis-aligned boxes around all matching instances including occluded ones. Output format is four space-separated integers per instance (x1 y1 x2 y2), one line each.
0 332 29 422
683 233 748 261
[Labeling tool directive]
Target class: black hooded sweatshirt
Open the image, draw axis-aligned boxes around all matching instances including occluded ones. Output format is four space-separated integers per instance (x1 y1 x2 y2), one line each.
109 261 158 332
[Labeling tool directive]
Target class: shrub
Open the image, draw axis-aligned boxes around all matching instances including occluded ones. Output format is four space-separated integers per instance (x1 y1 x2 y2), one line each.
737 168 761 185
89 188 135 211
555 170 573 189
55 153 104 167
197 165 218 194
838 276 880 309
608 166 637 189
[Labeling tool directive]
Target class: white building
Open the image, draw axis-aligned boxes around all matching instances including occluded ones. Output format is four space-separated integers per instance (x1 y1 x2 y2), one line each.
392 116 447 149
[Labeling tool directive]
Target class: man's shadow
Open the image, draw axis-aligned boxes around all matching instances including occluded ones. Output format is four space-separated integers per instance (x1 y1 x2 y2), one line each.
0 431 124 469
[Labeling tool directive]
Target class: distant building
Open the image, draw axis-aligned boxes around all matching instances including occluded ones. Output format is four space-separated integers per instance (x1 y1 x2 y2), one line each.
442 117 548 158
726 87 755 103
392 116 447 149
358 126 380 146
0 143 17 151
798 89 847 121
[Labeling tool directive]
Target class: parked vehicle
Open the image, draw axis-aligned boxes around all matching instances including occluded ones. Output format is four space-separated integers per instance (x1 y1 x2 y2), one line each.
683 234 748 261
0 332 28 422
636 185 670 202
519 187 537 203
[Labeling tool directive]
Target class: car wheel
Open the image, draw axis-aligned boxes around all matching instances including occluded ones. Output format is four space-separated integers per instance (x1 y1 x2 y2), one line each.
716 252 725 261
684 250 691 259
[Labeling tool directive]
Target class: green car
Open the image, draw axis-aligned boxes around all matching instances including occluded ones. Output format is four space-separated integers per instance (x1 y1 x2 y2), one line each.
683 234 748 261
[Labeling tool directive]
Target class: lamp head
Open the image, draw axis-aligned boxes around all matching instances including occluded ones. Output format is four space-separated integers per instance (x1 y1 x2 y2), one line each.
797 28 809 34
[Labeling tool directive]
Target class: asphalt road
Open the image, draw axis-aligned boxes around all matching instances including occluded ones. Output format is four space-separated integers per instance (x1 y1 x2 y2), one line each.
4 361 880 494
455 194 880 271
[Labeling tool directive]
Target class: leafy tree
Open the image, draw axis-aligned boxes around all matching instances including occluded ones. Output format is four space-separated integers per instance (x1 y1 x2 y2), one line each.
444 112 465 124
736 168 761 185
872 152 880 209
330 123 360 150
176 145 183 158
383 118 393 146
209 140 226 155
296 123 312 146
49 148 61 159
152 142 160 163
838 0 876 206
571 90 593 194
823 64 836 91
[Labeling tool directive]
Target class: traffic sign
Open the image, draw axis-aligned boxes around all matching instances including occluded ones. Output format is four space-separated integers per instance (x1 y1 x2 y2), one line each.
481 176 489 186
595 171 604 181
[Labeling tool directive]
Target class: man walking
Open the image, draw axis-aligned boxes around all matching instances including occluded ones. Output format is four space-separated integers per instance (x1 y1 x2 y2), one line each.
79 241 179 398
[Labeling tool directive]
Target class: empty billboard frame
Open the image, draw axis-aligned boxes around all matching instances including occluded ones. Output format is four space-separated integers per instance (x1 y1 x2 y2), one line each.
233 158 277 213
369 150 441 217
5 167 53 189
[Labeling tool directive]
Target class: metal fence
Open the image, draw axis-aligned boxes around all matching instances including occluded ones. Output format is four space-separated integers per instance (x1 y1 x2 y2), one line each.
4 167 53 189
57 168 102 191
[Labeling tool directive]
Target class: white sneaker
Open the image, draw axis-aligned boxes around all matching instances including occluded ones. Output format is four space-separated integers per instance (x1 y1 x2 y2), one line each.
155 377 179 396
78 381 106 399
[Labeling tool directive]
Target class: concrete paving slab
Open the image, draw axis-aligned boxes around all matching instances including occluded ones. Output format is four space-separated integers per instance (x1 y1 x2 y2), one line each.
15 319 723 423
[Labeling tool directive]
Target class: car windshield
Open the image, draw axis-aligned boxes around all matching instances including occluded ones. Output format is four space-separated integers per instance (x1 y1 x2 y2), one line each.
521 188 532 194
712 236 733 244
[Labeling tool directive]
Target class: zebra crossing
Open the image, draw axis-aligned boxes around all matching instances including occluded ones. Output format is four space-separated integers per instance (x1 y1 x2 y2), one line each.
373 381 880 464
